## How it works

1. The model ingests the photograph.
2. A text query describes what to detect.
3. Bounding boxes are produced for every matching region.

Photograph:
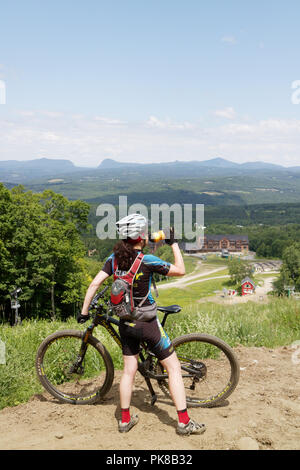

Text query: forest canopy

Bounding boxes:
[0,183,91,322]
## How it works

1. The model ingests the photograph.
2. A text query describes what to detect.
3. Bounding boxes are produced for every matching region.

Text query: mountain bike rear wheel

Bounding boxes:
[36,330,114,405]
[156,333,240,408]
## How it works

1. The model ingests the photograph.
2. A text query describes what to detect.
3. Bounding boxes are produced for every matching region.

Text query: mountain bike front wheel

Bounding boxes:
[36,330,114,405]
[156,333,240,408]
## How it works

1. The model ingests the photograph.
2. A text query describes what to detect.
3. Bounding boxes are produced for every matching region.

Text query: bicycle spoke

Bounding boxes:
[40,334,108,402]
[154,335,239,408]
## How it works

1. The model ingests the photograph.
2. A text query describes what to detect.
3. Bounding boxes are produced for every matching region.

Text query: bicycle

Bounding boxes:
[35,286,240,408]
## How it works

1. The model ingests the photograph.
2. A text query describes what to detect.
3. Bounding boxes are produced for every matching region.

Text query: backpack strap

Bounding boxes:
[113,252,144,280]
[127,252,144,281]
[127,253,144,311]
[113,253,161,313]
[113,256,117,278]
[113,253,144,311]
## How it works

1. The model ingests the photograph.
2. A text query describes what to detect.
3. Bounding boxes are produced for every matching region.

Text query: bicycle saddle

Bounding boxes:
[157,305,182,314]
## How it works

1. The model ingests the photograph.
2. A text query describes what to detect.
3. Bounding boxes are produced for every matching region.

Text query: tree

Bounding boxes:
[0,184,91,322]
[228,257,253,286]
[153,244,174,264]
[274,243,300,296]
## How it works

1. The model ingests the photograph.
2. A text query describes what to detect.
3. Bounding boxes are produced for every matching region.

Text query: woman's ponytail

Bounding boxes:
[113,240,137,271]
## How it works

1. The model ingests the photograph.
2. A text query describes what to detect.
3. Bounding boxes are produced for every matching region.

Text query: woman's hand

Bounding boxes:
[77,312,90,324]
[164,227,177,246]
[167,241,186,277]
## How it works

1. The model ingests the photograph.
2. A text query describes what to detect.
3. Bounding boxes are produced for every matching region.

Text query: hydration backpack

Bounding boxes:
[110,253,145,320]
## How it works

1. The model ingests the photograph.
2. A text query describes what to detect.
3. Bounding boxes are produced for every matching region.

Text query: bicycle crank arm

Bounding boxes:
[142,369,166,380]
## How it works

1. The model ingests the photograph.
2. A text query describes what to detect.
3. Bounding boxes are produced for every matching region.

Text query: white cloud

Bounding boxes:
[17,110,36,117]
[145,116,195,130]
[221,35,237,45]
[94,116,126,125]
[214,107,236,119]
[219,119,300,136]
[41,111,64,118]
[0,111,300,167]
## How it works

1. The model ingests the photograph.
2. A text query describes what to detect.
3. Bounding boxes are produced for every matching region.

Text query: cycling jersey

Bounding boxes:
[101,249,173,360]
[101,250,171,307]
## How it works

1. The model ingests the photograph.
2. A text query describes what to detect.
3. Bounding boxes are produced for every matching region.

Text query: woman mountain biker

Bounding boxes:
[78,213,206,436]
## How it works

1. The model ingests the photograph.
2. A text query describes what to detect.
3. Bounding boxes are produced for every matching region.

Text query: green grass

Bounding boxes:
[0,318,123,410]
[162,297,300,350]
[157,256,228,286]
[157,277,228,308]
[199,255,231,265]
[182,255,199,275]
[188,268,229,281]
[0,295,299,411]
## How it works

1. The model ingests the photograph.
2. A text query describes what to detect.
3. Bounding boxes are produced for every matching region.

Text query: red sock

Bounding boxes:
[177,408,190,425]
[121,408,131,423]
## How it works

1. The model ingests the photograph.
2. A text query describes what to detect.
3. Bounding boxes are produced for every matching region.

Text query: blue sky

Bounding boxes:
[0,0,300,167]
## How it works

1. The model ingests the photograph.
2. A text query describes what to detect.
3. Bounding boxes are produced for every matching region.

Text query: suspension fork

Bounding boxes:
[73,324,96,371]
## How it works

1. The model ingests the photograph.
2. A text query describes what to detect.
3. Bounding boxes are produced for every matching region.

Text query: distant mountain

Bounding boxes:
[1,156,299,175]
[195,157,240,168]
[1,156,300,206]
[288,165,300,172]
[98,157,299,172]
[1,156,300,188]
[98,158,138,168]
[98,157,241,169]
[0,157,75,171]
[98,158,123,168]
[0,158,80,184]
[240,161,284,170]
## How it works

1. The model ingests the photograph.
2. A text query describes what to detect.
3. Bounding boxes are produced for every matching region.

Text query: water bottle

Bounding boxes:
[149,230,166,243]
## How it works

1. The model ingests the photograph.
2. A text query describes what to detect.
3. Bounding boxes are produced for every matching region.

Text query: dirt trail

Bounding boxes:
[0,345,299,450]
[158,266,227,290]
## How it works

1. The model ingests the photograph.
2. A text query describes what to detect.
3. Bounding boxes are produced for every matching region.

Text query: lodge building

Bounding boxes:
[183,234,249,254]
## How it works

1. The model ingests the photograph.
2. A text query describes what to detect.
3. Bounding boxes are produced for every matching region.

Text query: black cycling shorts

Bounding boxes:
[118,316,174,361]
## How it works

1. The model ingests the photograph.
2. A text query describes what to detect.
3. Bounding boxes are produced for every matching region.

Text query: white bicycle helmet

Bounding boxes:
[116,213,148,240]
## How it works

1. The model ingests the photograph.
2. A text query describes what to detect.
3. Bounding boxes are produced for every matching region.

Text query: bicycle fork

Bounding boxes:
[69,325,94,375]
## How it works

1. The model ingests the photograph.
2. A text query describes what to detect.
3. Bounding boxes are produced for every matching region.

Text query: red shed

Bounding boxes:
[241,277,256,295]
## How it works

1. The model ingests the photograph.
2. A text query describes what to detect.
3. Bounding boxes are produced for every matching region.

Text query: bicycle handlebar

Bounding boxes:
[97,285,109,299]
[89,286,109,310]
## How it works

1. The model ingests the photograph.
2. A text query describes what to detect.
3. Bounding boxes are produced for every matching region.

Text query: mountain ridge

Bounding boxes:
[98,157,298,170]
[1,157,300,190]
[0,157,76,170]
[0,156,298,171]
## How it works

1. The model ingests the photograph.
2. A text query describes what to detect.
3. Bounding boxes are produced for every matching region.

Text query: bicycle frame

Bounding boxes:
[36,287,240,409]
[80,309,172,405]
[78,298,206,405]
